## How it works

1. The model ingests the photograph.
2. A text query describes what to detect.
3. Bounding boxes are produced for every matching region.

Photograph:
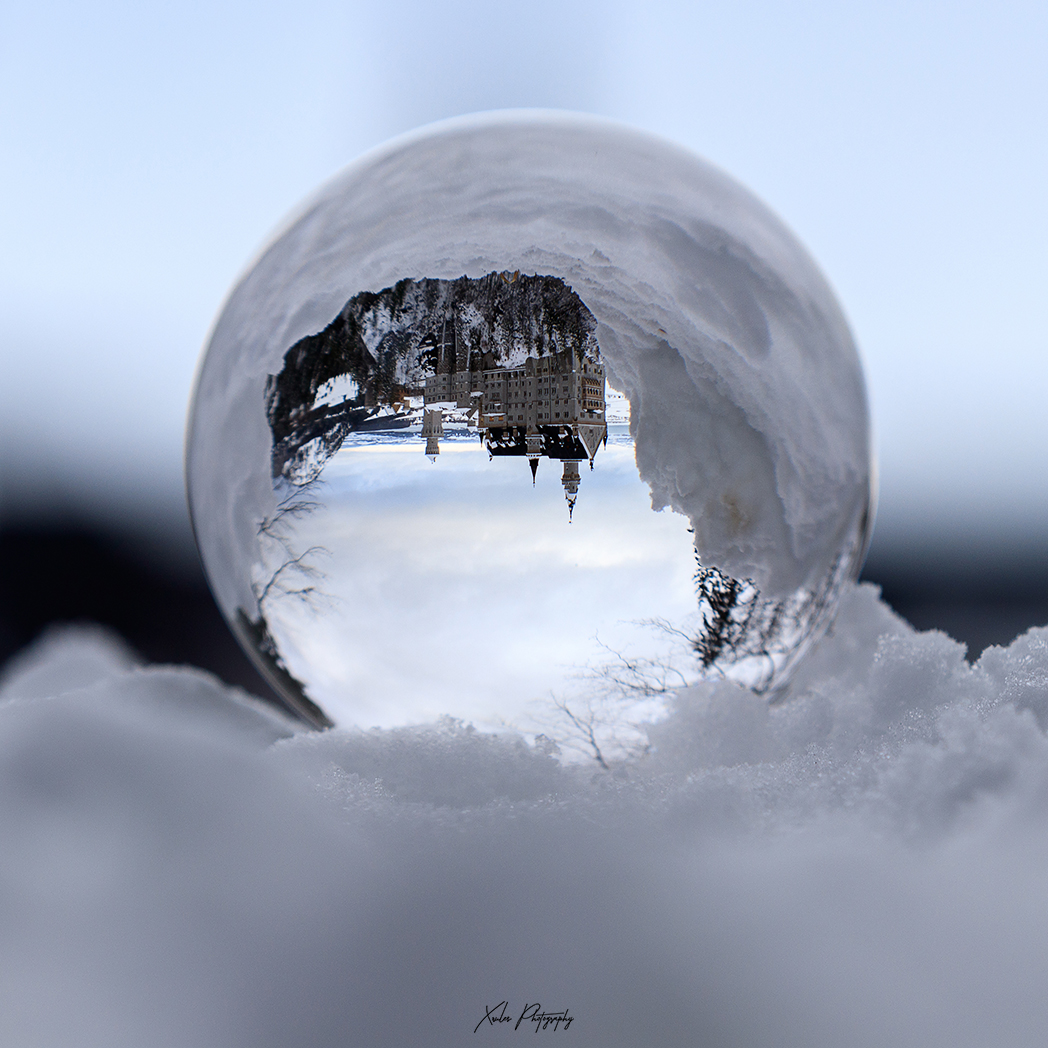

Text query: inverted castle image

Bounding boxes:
[422,347,606,516]
[265,271,608,514]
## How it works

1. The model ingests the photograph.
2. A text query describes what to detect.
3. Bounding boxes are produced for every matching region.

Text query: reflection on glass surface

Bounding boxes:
[251,272,703,737]
[265,272,608,500]
[186,113,873,748]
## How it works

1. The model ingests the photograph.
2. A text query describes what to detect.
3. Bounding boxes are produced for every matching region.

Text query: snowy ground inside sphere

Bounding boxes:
[2,584,1048,1047]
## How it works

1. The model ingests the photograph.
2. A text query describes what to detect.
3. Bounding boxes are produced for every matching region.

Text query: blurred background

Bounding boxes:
[1,0,1045,702]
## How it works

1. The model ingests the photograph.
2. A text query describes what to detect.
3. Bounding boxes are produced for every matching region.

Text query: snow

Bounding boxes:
[311,374,359,410]
[3,587,1048,1046]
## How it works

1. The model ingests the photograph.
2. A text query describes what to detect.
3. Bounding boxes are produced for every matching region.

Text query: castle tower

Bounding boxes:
[422,408,443,461]
[561,460,581,521]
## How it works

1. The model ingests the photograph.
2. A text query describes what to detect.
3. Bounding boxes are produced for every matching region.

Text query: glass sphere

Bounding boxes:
[187,112,872,737]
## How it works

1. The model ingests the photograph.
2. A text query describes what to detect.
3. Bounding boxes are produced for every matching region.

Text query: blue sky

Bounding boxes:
[1,0,1045,543]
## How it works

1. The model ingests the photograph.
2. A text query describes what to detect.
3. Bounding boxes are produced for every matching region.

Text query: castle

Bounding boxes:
[422,347,608,519]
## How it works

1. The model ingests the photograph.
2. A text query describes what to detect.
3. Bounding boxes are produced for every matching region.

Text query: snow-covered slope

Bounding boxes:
[3,585,1048,1047]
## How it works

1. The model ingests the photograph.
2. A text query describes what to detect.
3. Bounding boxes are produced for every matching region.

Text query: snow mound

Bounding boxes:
[2,588,1048,1047]
[0,623,139,700]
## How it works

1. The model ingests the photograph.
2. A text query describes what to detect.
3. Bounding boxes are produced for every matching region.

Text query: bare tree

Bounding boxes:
[549,697,611,770]
[253,480,332,616]
[536,538,861,764]
[540,683,657,770]
[533,631,686,769]
[236,480,335,730]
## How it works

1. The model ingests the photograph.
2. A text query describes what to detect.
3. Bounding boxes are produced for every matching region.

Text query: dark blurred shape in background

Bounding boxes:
[862,537,1048,658]
[0,516,281,704]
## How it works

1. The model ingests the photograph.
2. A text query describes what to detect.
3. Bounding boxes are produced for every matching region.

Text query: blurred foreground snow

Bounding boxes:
[2,584,1048,1047]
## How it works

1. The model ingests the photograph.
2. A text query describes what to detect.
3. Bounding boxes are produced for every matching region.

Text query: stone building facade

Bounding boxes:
[422,347,608,516]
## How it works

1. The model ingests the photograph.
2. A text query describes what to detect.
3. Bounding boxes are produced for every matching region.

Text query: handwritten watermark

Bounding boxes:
[475,1002,574,1033]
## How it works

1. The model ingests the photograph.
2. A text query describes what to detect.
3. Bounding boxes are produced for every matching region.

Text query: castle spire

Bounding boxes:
[526,428,542,485]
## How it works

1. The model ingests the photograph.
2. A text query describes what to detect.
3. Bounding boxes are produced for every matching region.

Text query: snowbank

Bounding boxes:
[2,589,1048,1047]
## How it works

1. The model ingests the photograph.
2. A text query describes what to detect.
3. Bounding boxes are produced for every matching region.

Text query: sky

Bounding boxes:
[1,0,1046,547]
[261,437,699,729]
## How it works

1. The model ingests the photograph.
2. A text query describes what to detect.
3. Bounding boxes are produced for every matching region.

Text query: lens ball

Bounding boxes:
[187,112,873,736]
